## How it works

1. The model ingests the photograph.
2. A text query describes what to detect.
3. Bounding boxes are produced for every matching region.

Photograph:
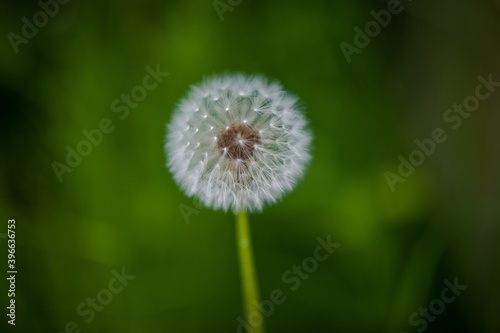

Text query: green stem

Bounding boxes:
[236,211,265,333]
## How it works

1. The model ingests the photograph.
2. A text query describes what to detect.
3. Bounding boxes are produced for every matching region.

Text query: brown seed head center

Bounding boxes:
[217,123,261,160]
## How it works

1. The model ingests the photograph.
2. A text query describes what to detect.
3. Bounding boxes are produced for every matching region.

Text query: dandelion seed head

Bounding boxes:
[165,73,312,212]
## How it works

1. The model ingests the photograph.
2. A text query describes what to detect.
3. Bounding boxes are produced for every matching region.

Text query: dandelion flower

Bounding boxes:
[165,74,312,213]
[165,73,312,332]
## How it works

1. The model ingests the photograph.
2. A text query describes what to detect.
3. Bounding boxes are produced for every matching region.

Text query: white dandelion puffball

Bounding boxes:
[165,74,312,212]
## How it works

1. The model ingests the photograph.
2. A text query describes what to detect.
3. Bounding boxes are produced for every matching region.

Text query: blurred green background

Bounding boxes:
[1,0,499,332]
